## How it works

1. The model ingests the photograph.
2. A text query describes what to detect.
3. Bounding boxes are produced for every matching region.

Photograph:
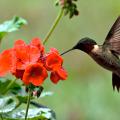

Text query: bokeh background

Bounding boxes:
[0,0,120,120]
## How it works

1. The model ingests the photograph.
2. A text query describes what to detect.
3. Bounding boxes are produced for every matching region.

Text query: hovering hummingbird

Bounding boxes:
[61,16,120,91]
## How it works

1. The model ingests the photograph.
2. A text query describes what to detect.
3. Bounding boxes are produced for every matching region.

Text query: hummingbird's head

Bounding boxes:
[73,37,97,53]
[61,37,97,56]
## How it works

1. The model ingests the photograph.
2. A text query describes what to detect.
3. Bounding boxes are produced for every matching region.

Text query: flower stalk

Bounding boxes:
[25,86,43,120]
[43,8,64,45]
[25,87,32,120]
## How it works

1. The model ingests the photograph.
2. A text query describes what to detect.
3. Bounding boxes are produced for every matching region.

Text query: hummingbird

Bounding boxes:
[61,16,120,91]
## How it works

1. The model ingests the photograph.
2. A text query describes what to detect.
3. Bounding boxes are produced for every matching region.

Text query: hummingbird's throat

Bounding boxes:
[92,45,99,52]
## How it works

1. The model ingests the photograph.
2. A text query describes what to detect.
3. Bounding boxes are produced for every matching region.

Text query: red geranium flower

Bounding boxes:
[50,68,67,84]
[0,38,67,86]
[45,48,63,71]
[14,39,41,70]
[22,63,48,86]
[45,48,67,84]
[30,38,45,55]
[0,49,16,77]
[13,69,24,79]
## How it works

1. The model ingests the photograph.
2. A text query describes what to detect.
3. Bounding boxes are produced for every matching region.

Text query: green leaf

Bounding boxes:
[16,94,34,104]
[0,96,16,114]
[16,88,33,103]
[4,107,56,120]
[16,95,28,103]
[16,91,53,104]
[0,16,27,40]
[0,78,22,95]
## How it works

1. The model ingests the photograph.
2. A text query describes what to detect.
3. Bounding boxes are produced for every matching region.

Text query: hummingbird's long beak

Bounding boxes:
[60,48,74,56]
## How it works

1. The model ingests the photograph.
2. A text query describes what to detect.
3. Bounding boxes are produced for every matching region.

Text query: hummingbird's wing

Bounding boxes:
[103,16,120,55]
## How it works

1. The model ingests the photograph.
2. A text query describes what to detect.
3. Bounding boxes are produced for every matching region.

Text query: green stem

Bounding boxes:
[43,8,64,45]
[25,88,32,120]
[2,78,17,94]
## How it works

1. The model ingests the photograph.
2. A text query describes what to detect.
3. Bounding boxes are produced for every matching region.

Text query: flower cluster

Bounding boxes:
[56,0,79,18]
[0,38,67,86]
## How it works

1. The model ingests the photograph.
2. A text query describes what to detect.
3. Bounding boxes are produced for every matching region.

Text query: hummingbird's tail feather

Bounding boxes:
[60,48,74,56]
[112,73,120,92]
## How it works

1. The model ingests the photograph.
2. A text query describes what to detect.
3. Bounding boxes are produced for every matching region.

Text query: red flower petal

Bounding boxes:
[49,48,59,54]
[14,40,40,70]
[22,63,48,86]
[14,40,26,47]
[57,68,68,80]
[13,69,24,79]
[28,45,40,63]
[0,49,16,76]
[30,38,45,55]
[15,46,29,69]
[50,71,60,84]
[45,48,63,71]
[50,68,67,84]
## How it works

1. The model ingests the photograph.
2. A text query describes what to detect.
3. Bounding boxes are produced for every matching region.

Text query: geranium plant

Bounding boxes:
[0,0,79,120]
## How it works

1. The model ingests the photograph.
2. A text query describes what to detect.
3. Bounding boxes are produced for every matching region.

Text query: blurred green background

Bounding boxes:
[0,0,120,120]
